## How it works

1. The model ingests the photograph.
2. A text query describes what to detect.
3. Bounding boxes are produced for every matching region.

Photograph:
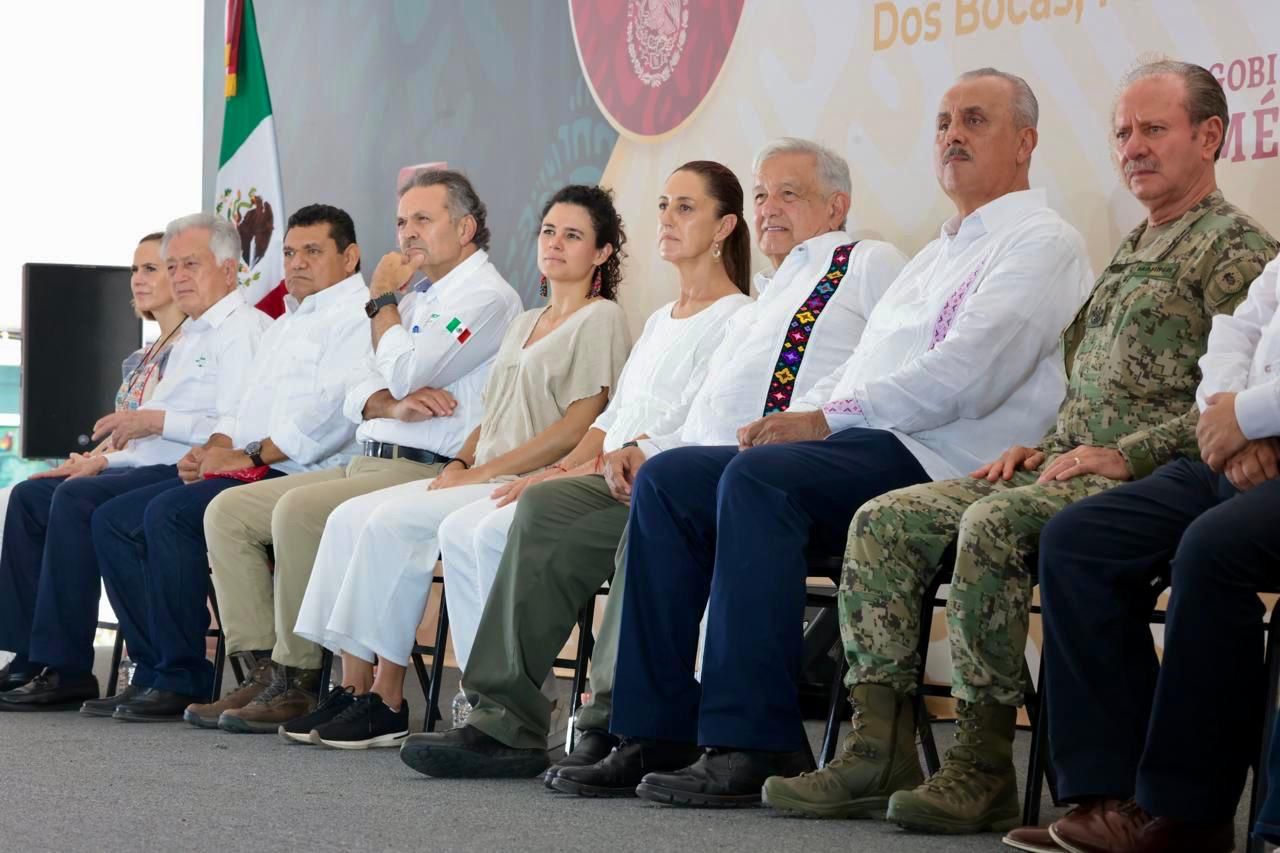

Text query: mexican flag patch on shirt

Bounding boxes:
[445,317,472,344]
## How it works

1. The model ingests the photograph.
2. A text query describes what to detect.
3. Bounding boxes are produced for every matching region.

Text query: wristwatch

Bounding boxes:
[364,291,398,318]
[244,440,266,467]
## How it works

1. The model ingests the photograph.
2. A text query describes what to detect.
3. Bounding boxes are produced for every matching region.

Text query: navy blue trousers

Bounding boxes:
[609,428,929,752]
[0,465,178,675]
[1040,458,1280,822]
[92,472,283,697]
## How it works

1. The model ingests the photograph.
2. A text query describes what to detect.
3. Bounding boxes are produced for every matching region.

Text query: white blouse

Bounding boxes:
[592,292,753,450]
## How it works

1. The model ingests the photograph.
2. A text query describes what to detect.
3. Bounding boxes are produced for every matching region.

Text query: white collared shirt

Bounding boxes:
[106,289,271,468]
[1199,256,1280,438]
[342,249,523,455]
[799,189,1094,480]
[639,232,908,456]
[219,273,372,474]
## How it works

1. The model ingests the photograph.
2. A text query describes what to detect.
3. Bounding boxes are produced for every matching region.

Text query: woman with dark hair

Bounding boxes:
[415,159,755,745]
[290,185,631,749]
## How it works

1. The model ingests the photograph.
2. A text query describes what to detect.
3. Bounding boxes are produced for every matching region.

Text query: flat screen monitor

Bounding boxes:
[21,262,141,459]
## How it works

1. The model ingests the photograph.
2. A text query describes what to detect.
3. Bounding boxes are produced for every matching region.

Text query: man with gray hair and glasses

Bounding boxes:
[400,138,908,780]
[190,169,521,737]
[571,66,1095,808]
[761,60,1276,842]
[0,212,270,711]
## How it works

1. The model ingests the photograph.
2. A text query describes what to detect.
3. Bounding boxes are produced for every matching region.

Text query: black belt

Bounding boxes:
[362,441,450,465]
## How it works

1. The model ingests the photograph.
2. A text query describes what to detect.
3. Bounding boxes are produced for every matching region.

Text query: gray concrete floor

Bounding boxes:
[0,653,1261,853]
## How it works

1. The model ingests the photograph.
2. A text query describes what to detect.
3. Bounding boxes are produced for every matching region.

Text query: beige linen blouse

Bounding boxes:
[474,299,631,470]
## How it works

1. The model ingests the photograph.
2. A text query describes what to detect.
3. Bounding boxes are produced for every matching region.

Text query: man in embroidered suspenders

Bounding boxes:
[397,138,908,778]
[760,61,1277,840]
[550,67,1095,808]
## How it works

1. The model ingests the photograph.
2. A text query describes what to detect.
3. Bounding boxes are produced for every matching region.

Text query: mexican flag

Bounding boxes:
[215,0,286,315]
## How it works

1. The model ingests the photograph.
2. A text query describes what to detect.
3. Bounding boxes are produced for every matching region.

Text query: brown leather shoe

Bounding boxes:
[1002,825,1063,852]
[217,663,319,734]
[183,653,272,728]
[1050,798,1234,853]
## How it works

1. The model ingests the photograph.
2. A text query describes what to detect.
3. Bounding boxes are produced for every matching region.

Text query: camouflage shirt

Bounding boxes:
[1038,190,1278,477]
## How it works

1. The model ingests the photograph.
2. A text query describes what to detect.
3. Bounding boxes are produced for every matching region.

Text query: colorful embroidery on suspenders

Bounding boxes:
[928,253,991,349]
[763,242,857,415]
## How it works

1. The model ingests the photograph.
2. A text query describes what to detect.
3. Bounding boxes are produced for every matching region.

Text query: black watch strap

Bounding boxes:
[365,291,398,318]
[622,440,639,449]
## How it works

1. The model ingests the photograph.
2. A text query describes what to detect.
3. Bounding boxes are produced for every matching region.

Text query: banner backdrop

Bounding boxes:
[205,0,1280,694]
[592,0,1280,339]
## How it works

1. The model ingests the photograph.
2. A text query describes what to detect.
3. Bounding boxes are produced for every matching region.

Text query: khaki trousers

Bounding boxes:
[205,455,445,668]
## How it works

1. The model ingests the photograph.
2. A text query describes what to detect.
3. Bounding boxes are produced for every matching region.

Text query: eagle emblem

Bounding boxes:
[627,0,688,88]
[215,187,274,287]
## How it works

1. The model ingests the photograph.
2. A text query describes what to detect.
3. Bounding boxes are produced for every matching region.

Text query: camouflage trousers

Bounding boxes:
[839,468,1116,706]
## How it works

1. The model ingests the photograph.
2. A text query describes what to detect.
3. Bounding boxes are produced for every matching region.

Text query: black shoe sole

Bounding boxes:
[399,742,550,779]
[81,703,127,718]
[112,710,186,723]
[635,781,761,808]
[0,698,94,712]
[543,767,559,789]
[549,774,639,798]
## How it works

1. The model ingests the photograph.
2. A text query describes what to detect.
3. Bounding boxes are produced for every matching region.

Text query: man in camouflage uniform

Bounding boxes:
[761,60,1279,837]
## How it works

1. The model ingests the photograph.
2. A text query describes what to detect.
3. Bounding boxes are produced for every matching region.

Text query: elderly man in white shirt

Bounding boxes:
[0,213,268,712]
[66,205,369,723]
[571,68,1092,807]
[188,170,520,733]
[398,139,908,780]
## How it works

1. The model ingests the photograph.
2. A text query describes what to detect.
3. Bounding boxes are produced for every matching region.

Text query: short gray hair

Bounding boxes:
[958,68,1039,129]
[397,168,491,251]
[161,212,241,265]
[751,138,853,198]
[1121,59,1229,160]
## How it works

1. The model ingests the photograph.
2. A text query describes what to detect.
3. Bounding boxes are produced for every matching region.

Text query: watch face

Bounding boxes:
[245,441,262,456]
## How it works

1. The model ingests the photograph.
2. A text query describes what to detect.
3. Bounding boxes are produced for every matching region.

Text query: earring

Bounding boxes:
[589,267,603,298]
[712,242,722,260]
[538,274,548,298]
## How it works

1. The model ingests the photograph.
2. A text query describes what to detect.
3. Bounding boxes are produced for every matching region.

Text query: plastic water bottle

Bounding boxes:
[450,689,472,729]
[117,655,136,689]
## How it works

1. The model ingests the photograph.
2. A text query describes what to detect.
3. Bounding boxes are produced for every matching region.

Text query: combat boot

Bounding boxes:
[761,683,924,819]
[886,700,1020,834]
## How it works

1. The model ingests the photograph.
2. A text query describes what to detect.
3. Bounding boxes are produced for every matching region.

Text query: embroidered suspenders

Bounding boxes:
[762,242,858,415]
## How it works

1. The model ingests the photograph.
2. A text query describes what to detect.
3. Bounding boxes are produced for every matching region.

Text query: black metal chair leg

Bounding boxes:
[207,585,229,701]
[1023,655,1050,826]
[565,604,596,753]
[1248,607,1280,853]
[105,626,124,697]
[819,656,849,768]
[916,693,941,775]
[316,649,333,699]
[425,593,449,732]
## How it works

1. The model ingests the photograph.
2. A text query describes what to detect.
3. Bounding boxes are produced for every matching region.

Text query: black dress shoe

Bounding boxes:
[544,729,619,788]
[81,684,145,718]
[636,747,816,808]
[0,660,38,692]
[0,667,98,711]
[112,688,200,722]
[399,725,550,778]
[551,737,702,798]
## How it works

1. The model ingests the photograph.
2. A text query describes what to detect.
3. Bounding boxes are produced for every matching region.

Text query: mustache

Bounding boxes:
[941,145,971,163]
[401,239,426,253]
[1124,157,1159,176]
